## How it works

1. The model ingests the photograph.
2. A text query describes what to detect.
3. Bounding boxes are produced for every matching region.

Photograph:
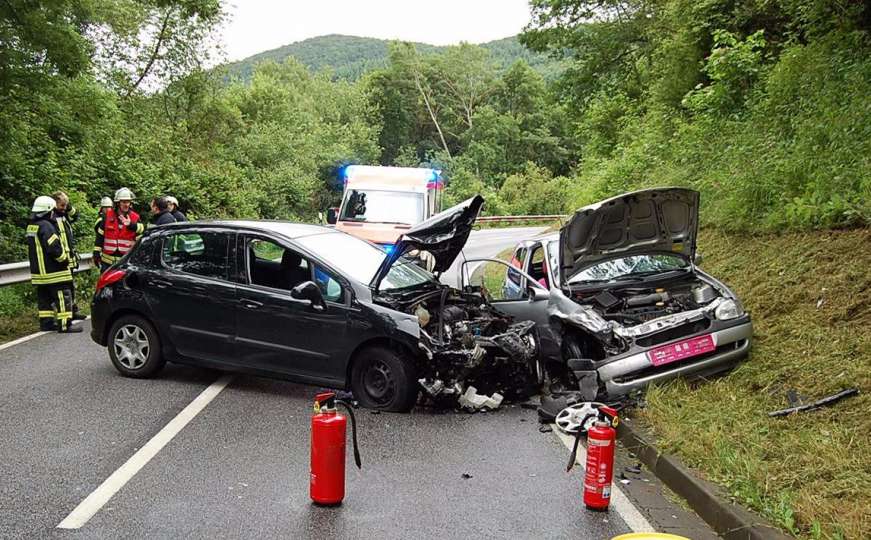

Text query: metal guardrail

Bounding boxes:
[0,253,95,287]
[476,214,567,223]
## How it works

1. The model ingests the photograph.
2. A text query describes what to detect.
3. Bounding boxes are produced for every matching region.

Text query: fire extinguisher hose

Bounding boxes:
[566,413,597,472]
[336,399,362,469]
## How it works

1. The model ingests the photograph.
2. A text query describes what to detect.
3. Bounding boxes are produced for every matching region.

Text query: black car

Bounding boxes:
[91,196,538,411]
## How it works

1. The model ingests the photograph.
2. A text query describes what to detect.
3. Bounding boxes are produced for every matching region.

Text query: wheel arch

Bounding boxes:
[344,336,421,389]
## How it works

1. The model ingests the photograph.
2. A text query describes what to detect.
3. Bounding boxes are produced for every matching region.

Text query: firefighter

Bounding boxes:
[51,191,86,321]
[94,187,144,272]
[166,195,187,222]
[26,196,81,333]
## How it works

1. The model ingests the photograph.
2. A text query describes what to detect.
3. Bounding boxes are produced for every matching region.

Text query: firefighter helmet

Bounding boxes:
[166,195,178,206]
[100,196,113,208]
[114,187,135,202]
[31,196,56,215]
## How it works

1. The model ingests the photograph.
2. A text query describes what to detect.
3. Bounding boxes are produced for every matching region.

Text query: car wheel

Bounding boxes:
[351,346,418,412]
[108,315,165,378]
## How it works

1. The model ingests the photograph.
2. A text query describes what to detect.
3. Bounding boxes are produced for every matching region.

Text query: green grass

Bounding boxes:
[641,227,871,539]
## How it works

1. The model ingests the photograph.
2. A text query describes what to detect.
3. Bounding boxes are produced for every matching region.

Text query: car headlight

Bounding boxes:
[715,298,744,320]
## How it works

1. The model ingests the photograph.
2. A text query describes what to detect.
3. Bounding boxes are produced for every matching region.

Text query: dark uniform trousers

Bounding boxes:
[37,284,74,331]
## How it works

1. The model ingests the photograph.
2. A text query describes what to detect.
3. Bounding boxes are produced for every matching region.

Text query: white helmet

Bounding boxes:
[32,196,56,215]
[100,196,113,208]
[114,187,135,202]
[166,195,178,206]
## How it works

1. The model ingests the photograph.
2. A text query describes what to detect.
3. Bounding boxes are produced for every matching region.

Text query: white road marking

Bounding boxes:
[0,316,89,352]
[553,428,655,533]
[56,374,234,529]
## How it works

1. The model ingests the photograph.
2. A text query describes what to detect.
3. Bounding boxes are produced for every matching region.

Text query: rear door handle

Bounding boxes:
[148,279,172,289]
[240,299,263,309]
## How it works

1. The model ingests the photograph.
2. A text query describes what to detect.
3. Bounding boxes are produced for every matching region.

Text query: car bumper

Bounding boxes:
[595,319,753,398]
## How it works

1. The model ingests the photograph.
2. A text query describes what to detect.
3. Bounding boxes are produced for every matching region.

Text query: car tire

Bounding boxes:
[108,315,165,379]
[350,346,418,412]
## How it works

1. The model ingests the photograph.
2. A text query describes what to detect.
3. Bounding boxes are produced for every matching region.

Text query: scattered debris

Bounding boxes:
[461,473,473,479]
[538,425,553,433]
[625,464,642,475]
[537,393,583,423]
[554,402,608,434]
[620,479,631,485]
[769,388,859,417]
[457,386,504,411]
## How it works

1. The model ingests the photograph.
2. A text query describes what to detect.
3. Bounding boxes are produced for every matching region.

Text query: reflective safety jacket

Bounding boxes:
[55,206,78,271]
[95,208,144,265]
[26,215,72,285]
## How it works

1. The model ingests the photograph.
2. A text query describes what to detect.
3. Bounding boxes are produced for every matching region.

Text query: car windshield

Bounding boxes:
[295,232,434,290]
[339,189,424,225]
[568,253,689,284]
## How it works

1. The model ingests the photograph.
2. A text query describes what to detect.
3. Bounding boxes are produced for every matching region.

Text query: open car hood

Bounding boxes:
[560,188,699,283]
[371,195,484,291]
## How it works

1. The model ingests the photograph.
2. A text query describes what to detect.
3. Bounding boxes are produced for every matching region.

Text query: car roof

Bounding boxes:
[153,220,336,240]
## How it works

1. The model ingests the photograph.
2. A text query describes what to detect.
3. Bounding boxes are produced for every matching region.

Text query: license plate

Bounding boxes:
[647,334,716,367]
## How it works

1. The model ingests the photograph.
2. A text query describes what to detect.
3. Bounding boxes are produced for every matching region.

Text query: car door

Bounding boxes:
[233,234,350,383]
[460,257,561,361]
[145,228,237,363]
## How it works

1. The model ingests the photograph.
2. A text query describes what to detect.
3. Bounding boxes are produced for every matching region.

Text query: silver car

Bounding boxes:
[459,188,752,400]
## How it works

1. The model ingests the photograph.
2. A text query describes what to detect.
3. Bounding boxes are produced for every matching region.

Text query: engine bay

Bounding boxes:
[376,285,538,407]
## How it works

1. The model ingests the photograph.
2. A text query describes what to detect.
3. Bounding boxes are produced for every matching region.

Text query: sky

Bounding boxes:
[219,0,533,62]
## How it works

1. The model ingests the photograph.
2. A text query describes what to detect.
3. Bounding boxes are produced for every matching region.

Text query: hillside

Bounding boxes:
[222,34,563,81]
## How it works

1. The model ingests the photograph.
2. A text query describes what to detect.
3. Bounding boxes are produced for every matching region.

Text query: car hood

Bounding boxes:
[371,195,484,291]
[560,188,699,283]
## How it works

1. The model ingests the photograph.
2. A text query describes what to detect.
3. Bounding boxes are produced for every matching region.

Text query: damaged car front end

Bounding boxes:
[460,188,752,403]
[363,195,539,410]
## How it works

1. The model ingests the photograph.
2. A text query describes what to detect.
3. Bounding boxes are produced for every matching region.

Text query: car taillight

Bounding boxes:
[96,269,126,292]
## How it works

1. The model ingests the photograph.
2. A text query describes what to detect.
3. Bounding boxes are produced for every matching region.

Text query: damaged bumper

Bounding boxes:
[589,319,752,398]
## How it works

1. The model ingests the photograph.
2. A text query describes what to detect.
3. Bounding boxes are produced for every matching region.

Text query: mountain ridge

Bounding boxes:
[222,33,562,81]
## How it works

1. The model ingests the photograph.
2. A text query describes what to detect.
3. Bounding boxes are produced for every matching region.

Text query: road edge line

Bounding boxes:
[552,429,655,533]
[56,374,234,529]
[0,316,90,353]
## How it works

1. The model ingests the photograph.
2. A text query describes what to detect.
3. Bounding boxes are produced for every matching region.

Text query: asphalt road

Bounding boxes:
[0,226,642,539]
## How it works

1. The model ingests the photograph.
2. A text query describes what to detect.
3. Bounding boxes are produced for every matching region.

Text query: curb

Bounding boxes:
[617,418,792,540]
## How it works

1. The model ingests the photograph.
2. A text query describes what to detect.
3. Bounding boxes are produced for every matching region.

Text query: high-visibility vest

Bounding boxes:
[102,208,143,258]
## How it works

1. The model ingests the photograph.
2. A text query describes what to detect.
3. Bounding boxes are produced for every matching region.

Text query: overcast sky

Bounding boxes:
[220,0,533,62]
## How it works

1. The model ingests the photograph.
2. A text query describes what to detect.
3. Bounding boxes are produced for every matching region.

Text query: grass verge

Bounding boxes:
[641,227,871,539]
[0,271,97,343]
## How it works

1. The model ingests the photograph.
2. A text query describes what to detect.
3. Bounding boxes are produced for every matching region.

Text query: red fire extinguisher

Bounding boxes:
[566,405,619,511]
[310,391,361,505]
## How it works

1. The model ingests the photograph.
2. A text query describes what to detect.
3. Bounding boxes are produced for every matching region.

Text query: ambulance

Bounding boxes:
[327,165,444,251]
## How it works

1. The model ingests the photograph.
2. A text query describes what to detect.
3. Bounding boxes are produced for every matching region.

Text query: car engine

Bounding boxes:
[550,276,731,357]
[378,285,539,406]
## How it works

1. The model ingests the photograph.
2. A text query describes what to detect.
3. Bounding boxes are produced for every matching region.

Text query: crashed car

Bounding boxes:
[459,188,752,401]
[90,195,538,412]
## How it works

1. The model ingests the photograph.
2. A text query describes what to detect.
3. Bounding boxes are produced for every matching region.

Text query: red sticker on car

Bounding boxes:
[647,335,716,367]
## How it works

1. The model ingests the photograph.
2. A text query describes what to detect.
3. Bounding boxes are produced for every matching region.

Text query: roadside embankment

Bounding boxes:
[641,227,870,539]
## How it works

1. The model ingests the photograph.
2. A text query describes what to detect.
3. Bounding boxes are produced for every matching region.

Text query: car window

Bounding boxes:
[161,232,228,280]
[313,265,344,303]
[246,238,311,292]
[528,244,548,287]
[507,247,527,286]
[546,240,560,287]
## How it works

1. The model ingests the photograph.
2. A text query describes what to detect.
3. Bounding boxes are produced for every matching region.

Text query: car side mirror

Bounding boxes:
[326,208,338,225]
[291,281,326,311]
[528,286,550,302]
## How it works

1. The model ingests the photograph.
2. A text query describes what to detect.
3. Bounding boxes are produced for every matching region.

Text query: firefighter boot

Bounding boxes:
[39,318,57,331]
